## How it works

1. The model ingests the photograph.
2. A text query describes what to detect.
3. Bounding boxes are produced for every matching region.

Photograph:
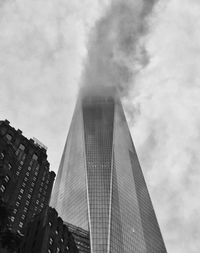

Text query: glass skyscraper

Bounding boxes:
[51,86,167,253]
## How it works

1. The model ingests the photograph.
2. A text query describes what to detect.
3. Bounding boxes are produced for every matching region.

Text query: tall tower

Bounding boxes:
[51,86,167,253]
[0,120,55,232]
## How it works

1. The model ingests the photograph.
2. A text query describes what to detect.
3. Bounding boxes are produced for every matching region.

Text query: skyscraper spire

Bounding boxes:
[51,87,167,252]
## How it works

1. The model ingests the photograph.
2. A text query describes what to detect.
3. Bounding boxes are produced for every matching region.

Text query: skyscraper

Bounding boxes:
[51,87,167,253]
[18,207,79,253]
[0,120,55,232]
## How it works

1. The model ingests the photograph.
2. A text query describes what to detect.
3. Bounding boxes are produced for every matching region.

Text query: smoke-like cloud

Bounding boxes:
[128,1,200,252]
[0,0,199,252]
[81,1,200,252]
[82,0,158,96]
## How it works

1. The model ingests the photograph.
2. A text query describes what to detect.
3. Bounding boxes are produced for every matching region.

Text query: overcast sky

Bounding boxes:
[0,0,200,252]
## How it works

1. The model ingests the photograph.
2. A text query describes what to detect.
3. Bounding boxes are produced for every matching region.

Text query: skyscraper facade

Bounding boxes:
[18,207,79,253]
[0,120,55,232]
[51,87,167,253]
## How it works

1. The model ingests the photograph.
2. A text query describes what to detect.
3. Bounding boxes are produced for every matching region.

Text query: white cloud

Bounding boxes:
[0,0,104,171]
[128,1,200,252]
[0,0,199,252]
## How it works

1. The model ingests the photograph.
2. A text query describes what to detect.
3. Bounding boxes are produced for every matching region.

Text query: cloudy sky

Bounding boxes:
[0,0,200,252]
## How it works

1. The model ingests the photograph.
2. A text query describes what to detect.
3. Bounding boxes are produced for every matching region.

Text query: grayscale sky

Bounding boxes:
[0,0,199,252]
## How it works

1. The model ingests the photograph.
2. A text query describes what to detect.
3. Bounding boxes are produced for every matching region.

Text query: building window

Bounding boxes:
[26,172,29,176]
[49,238,53,245]
[24,177,28,182]
[13,208,17,214]
[4,176,9,183]
[22,154,26,161]
[19,144,25,151]
[32,154,38,160]
[20,189,24,194]
[27,194,31,199]
[16,201,20,207]
[0,152,4,160]
[19,222,23,228]
[10,216,15,222]
[28,166,31,171]
[48,221,52,227]
[56,248,60,253]
[0,185,5,192]
[8,163,12,170]
[21,214,25,220]
[6,134,12,141]
[48,250,51,253]
[16,144,25,156]
[18,195,22,200]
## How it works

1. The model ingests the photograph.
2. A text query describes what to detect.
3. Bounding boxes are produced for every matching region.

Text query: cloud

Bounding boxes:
[82,0,158,95]
[0,0,104,171]
[128,0,200,252]
[0,0,199,252]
